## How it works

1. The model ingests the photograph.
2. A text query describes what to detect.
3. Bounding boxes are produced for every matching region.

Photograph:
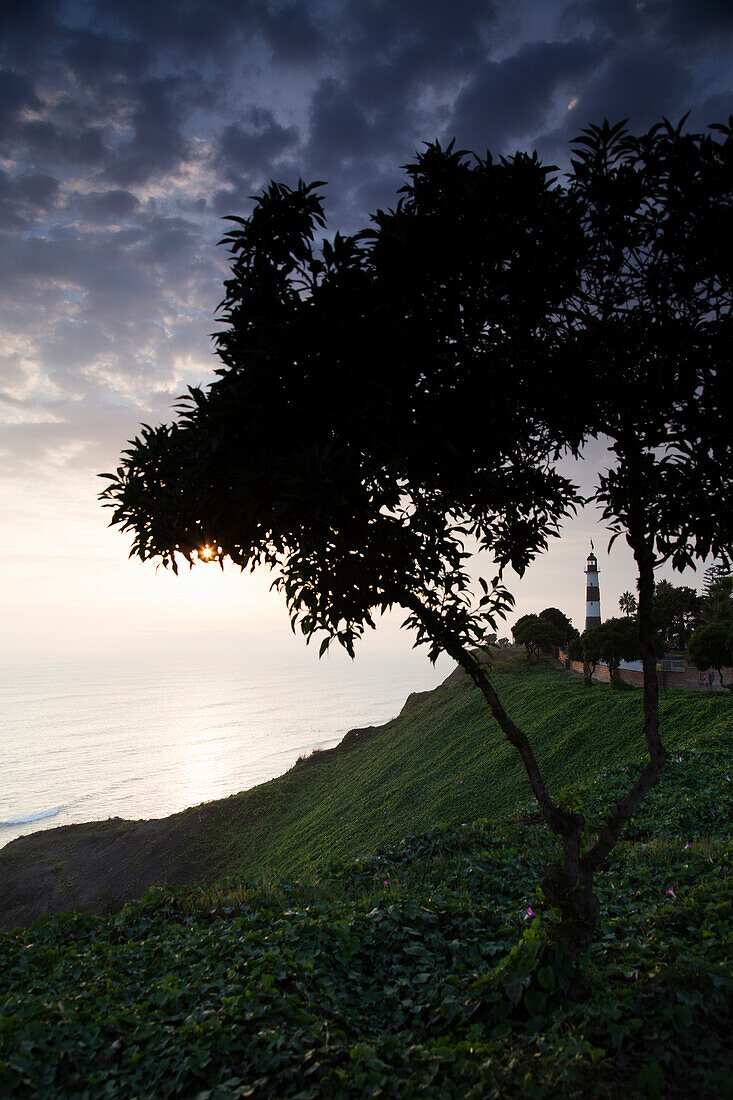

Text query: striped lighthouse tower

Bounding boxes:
[585,541,601,631]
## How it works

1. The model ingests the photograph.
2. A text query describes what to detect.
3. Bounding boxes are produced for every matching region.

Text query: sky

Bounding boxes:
[2,0,732,663]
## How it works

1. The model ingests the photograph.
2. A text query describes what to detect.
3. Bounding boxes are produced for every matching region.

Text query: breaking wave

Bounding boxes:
[0,806,61,827]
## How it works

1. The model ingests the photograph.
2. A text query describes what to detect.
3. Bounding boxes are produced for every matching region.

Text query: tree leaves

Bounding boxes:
[98,117,733,958]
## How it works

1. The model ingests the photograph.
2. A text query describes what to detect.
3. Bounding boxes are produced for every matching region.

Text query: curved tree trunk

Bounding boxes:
[581,540,667,875]
[396,541,670,961]
[397,590,600,958]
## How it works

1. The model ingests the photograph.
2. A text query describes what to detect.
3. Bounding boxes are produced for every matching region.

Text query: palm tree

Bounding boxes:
[619,591,638,617]
[698,576,733,627]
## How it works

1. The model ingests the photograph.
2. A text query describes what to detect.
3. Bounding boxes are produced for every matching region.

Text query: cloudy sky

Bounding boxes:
[2,0,732,661]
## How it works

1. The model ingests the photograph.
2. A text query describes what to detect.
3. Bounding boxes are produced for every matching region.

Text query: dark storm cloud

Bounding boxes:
[531,43,697,167]
[572,46,694,131]
[12,120,107,169]
[346,0,496,73]
[567,0,733,48]
[71,189,140,223]
[450,38,601,152]
[93,0,323,66]
[62,30,150,84]
[305,0,499,165]
[295,2,503,225]
[218,110,299,173]
[0,170,59,231]
[1,0,731,479]
[1,0,61,61]
[654,0,733,45]
[0,68,40,124]
[104,76,197,187]
[0,69,44,160]
[213,108,301,214]
[257,2,324,64]
[308,79,375,162]
[692,91,733,127]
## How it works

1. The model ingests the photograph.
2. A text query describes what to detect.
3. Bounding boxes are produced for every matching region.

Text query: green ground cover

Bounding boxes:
[0,668,731,1096]
[185,665,733,883]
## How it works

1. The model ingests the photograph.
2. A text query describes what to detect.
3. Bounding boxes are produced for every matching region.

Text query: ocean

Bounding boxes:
[0,638,451,849]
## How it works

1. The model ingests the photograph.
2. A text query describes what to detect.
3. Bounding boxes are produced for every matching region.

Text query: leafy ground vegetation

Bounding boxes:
[3,661,731,928]
[0,668,731,1097]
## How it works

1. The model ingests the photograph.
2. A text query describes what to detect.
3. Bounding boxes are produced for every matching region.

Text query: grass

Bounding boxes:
[182,662,733,884]
[0,663,731,1096]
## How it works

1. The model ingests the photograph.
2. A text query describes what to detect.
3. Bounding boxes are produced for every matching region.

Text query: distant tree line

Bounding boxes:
[510,563,733,688]
[566,563,733,686]
[567,618,641,688]
[512,607,578,664]
[675,564,732,685]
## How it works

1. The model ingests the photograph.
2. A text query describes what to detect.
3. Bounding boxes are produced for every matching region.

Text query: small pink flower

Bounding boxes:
[525,907,536,919]
[685,842,692,850]
[383,880,390,887]
[665,888,676,898]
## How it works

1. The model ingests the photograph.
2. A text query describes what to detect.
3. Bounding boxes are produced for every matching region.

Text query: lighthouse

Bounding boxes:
[585,541,601,631]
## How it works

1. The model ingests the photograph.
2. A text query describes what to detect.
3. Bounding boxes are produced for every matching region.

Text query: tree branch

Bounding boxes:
[582,535,667,873]
[396,589,573,836]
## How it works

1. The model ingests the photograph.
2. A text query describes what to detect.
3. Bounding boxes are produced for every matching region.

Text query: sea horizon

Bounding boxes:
[1,637,452,849]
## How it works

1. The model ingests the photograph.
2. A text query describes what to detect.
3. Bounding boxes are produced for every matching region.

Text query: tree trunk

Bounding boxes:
[539,811,599,957]
[397,590,601,957]
[581,541,667,874]
[541,870,600,957]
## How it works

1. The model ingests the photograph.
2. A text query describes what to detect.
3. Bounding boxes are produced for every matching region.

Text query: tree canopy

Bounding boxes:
[581,617,641,686]
[513,608,576,663]
[538,607,577,643]
[702,562,732,599]
[512,614,558,664]
[688,622,732,687]
[652,580,699,649]
[698,574,733,627]
[618,591,637,618]
[105,150,582,663]
[102,117,733,958]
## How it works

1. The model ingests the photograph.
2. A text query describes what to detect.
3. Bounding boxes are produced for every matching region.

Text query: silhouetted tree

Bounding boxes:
[582,617,641,687]
[512,614,558,664]
[702,562,732,598]
[652,580,699,648]
[539,607,577,644]
[579,627,602,683]
[619,591,637,617]
[102,117,733,960]
[697,575,733,627]
[688,623,732,687]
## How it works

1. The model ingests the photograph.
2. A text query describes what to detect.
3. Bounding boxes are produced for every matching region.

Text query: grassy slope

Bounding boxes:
[190,664,732,882]
[0,706,730,1097]
[2,663,731,934]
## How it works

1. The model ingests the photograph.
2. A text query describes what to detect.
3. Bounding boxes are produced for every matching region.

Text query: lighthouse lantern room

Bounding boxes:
[585,542,601,631]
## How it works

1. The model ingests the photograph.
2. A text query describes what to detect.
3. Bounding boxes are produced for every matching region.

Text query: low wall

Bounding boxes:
[560,652,731,691]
